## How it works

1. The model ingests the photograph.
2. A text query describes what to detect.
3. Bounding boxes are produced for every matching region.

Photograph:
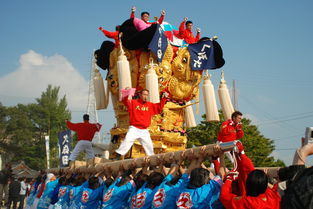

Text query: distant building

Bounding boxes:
[11,161,39,178]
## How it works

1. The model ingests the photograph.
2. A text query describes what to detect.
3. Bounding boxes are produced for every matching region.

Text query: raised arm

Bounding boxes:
[158,10,166,24]
[292,140,313,165]
[235,141,255,195]
[66,120,79,131]
[195,28,201,42]
[99,27,118,39]
[179,18,187,37]
[151,93,168,115]
[220,173,239,208]
[130,6,136,18]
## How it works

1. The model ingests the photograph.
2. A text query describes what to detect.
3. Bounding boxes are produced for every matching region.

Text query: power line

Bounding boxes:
[271,133,303,141]
[260,111,313,121]
[240,94,301,132]
[257,114,313,125]
[275,148,297,151]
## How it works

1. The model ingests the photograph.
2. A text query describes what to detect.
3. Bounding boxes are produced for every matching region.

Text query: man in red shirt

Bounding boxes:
[178,17,200,44]
[218,111,244,143]
[66,114,102,161]
[114,89,167,159]
[213,111,244,173]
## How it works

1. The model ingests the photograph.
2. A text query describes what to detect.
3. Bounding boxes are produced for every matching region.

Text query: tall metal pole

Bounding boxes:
[232,80,238,110]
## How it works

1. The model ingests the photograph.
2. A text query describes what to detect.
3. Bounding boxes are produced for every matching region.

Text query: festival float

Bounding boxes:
[93,11,229,160]
[47,9,284,179]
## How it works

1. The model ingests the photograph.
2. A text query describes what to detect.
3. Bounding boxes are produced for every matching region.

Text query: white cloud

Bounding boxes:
[0,50,88,110]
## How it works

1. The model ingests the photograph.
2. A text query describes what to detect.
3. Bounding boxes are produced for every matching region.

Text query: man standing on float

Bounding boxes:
[218,111,244,143]
[115,88,167,159]
[213,111,244,173]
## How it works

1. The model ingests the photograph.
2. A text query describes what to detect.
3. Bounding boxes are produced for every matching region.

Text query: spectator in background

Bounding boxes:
[0,163,12,207]
[7,177,20,209]
[18,177,27,209]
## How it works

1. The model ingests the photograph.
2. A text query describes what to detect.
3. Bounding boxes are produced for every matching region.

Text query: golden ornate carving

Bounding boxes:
[107,44,202,158]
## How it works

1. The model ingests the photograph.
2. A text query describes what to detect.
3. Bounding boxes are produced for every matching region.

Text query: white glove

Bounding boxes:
[162,92,169,98]
[161,10,166,16]
[184,17,188,22]
[196,28,201,33]
[131,6,136,12]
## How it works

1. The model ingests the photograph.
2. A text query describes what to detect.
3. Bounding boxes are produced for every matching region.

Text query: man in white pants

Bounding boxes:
[66,114,102,162]
[115,88,167,159]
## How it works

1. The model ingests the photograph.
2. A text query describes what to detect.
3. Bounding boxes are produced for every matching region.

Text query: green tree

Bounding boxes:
[32,85,71,168]
[1,103,45,169]
[0,85,71,170]
[187,113,285,167]
[0,103,11,155]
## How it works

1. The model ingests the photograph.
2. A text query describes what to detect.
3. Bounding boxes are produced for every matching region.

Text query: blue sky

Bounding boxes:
[0,0,313,165]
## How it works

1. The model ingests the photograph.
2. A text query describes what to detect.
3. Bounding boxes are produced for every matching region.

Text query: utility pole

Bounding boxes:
[86,51,101,143]
[232,80,238,110]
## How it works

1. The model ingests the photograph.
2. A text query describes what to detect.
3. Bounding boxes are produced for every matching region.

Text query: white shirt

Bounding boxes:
[19,181,27,195]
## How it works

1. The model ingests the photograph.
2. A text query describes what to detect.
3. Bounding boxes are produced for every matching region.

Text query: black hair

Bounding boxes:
[88,176,99,189]
[278,165,305,182]
[59,176,67,185]
[117,176,132,187]
[231,111,242,120]
[189,168,210,188]
[83,114,89,121]
[280,166,313,209]
[35,176,42,183]
[185,20,193,26]
[66,177,75,186]
[117,169,133,186]
[141,12,150,17]
[147,172,164,189]
[166,173,182,186]
[42,175,47,182]
[105,177,114,188]
[134,171,148,191]
[246,170,268,197]
[75,176,86,186]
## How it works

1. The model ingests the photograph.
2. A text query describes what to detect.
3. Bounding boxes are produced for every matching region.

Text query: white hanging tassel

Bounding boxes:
[103,78,110,109]
[185,101,197,128]
[145,58,160,103]
[218,70,234,120]
[117,39,132,100]
[202,71,219,122]
[93,69,106,110]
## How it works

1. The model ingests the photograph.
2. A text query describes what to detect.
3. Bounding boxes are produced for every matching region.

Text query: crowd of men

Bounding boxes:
[0,140,311,209]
